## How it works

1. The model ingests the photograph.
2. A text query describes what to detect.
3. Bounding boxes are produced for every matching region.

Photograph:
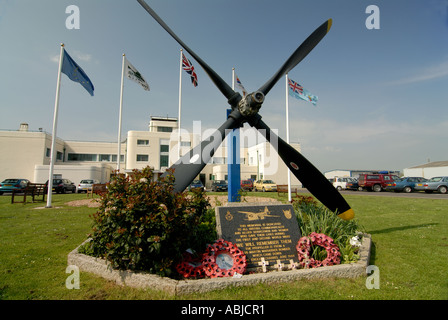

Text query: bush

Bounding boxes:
[82,167,215,277]
[292,196,365,264]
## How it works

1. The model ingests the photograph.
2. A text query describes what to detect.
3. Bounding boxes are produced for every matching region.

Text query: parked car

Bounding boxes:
[414,176,448,194]
[77,179,100,193]
[188,180,205,191]
[0,178,30,195]
[346,178,362,191]
[253,179,277,192]
[358,174,401,192]
[385,177,428,193]
[332,177,352,191]
[45,179,76,194]
[240,180,253,191]
[211,180,228,192]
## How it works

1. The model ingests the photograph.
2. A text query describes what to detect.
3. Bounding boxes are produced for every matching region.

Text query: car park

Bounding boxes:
[77,179,100,193]
[240,180,253,191]
[0,178,30,195]
[385,177,427,193]
[45,179,76,194]
[211,180,228,192]
[253,179,277,192]
[188,180,205,191]
[414,176,448,194]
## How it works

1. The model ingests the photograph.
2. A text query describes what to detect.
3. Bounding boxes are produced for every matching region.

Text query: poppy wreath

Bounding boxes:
[175,251,206,279]
[202,239,247,278]
[296,232,341,268]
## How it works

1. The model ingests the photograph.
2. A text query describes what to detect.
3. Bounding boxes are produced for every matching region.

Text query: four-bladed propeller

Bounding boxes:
[137,0,354,220]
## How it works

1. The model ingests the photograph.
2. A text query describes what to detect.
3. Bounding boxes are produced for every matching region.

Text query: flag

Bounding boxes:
[234,72,247,97]
[124,57,150,91]
[61,49,94,96]
[182,52,198,87]
[288,78,318,106]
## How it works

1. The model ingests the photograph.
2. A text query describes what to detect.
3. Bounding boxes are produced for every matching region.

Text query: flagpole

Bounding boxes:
[46,43,65,208]
[117,53,126,172]
[286,74,292,202]
[178,49,183,160]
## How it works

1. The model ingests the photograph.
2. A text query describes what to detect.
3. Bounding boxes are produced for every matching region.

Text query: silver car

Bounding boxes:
[414,176,448,194]
[77,179,100,193]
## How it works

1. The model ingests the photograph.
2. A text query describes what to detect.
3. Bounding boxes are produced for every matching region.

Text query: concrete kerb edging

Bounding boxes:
[67,234,372,296]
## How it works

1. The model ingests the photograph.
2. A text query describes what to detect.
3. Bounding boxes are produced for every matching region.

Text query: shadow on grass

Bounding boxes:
[368,223,438,235]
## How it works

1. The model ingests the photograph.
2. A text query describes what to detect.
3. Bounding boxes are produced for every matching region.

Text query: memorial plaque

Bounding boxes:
[215,204,302,269]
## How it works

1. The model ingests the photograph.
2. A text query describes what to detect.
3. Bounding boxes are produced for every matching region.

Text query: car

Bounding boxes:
[211,180,228,192]
[346,178,362,191]
[253,179,277,192]
[414,176,448,194]
[77,179,100,193]
[240,180,253,191]
[0,178,30,195]
[45,179,76,194]
[188,180,205,191]
[385,177,428,193]
[358,174,401,192]
[332,177,352,191]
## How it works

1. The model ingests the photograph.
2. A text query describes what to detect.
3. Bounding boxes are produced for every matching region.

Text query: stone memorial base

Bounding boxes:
[67,234,372,296]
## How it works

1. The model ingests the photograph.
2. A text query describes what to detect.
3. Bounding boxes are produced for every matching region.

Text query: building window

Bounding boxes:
[180,141,191,147]
[137,139,149,145]
[112,155,125,162]
[157,126,173,133]
[160,155,169,167]
[46,148,51,157]
[56,151,63,161]
[67,153,97,161]
[160,145,169,153]
[137,154,149,162]
[99,154,111,162]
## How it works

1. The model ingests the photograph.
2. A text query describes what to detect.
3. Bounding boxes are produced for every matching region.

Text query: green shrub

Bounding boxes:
[82,166,215,277]
[292,197,365,264]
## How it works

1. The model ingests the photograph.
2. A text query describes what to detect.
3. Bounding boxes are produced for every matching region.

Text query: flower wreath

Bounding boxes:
[202,239,247,278]
[175,250,206,279]
[296,232,341,268]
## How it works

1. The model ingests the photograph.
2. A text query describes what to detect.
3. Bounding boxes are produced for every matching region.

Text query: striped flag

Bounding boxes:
[288,78,318,106]
[234,72,247,97]
[182,52,198,87]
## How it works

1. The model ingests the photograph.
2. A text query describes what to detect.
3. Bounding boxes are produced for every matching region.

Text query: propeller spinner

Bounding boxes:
[136,0,354,220]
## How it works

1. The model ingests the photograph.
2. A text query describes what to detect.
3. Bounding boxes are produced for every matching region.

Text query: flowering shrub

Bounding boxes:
[296,232,341,268]
[83,166,215,277]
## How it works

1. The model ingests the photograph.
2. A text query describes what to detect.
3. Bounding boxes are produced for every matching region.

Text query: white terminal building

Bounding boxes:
[0,118,301,190]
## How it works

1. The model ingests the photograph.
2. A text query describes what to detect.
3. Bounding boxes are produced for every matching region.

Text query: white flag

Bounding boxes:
[124,58,150,91]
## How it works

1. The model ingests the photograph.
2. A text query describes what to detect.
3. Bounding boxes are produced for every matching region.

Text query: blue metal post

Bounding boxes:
[227,109,240,202]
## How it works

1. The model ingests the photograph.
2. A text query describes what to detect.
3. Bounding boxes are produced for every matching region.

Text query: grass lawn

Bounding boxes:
[0,191,447,300]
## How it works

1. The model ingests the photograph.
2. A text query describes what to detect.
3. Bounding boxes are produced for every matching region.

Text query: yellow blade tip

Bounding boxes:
[327,19,333,33]
[338,208,354,220]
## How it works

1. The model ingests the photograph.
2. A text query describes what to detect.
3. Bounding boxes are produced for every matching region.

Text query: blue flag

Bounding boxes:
[288,78,317,106]
[61,49,94,96]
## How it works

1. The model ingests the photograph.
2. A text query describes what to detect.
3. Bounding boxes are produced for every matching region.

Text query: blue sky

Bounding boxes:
[1,0,447,173]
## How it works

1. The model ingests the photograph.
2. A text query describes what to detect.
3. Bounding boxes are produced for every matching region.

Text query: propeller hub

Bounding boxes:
[238,91,265,117]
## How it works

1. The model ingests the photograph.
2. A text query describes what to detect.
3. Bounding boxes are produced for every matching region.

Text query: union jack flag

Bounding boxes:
[288,78,318,106]
[182,53,198,87]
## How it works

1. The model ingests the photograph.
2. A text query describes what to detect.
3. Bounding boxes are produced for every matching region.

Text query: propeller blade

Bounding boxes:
[161,110,244,192]
[251,117,354,220]
[137,0,241,107]
[258,19,332,96]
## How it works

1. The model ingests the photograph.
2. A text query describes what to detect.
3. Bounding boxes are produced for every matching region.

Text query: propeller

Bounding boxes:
[137,0,354,220]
